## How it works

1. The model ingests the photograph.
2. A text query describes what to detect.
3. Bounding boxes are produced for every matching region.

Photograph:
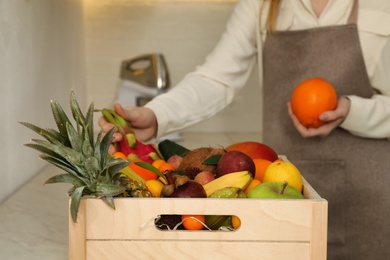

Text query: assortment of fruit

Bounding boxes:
[20,91,306,230]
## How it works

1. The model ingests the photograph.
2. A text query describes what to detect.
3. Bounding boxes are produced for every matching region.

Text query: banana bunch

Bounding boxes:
[203,171,253,197]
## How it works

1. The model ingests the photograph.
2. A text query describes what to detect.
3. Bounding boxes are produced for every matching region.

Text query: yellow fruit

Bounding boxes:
[145,179,165,197]
[203,171,253,197]
[262,161,303,192]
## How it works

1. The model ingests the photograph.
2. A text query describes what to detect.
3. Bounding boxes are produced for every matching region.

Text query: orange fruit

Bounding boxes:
[291,78,338,128]
[152,159,166,170]
[181,215,206,230]
[262,161,303,192]
[231,215,241,230]
[253,158,272,182]
[244,179,262,194]
[112,151,128,160]
[158,162,176,173]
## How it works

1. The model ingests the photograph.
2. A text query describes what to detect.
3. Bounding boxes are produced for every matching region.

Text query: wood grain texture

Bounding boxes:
[86,241,310,260]
[69,175,327,260]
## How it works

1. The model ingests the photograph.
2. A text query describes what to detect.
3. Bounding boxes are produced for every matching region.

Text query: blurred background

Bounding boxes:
[0,0,262,205]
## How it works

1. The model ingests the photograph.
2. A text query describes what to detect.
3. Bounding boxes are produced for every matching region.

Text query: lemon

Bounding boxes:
[145,179,165,197]
[262,161,303,192]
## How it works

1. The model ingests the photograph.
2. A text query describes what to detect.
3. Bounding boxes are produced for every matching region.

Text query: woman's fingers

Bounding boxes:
[287,102,342,138]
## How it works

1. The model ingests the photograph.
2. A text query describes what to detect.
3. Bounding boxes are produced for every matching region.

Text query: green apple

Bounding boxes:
[247,181,304,199]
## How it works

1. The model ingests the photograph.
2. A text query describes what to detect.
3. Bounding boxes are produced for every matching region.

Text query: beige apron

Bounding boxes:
[262,1,390,259]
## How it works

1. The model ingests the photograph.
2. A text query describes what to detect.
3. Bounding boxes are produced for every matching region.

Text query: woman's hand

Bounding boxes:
[98,103,158,154]
[287,97,351,138]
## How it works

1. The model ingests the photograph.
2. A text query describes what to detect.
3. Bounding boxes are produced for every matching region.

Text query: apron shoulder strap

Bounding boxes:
[347,0,359,24]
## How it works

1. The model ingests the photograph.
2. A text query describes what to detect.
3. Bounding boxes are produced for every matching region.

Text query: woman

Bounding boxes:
[100,1,390,259]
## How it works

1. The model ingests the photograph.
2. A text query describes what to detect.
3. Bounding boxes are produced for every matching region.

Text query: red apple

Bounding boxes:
[217,151,256,178]
[226,141,278,162]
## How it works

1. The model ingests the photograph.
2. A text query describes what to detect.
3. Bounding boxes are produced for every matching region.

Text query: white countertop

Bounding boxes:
[0,165,69,260]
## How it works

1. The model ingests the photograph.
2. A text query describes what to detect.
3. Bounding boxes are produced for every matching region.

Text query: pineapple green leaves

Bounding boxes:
[19,91,130,223]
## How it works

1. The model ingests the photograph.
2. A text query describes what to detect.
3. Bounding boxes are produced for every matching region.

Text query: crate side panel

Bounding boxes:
[86,240,310,260]
[85,198,313,241]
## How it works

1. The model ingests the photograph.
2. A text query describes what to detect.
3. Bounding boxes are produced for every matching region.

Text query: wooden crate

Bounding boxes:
[69,176,327,260]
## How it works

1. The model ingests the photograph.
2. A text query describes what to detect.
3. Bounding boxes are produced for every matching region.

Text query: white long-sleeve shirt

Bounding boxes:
[146,0,390,139]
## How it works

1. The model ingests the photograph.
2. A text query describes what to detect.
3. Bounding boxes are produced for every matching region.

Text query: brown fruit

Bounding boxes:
[162,174,207,198]
[177,147,225,176]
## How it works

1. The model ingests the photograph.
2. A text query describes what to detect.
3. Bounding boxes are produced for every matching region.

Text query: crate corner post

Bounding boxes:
[69,199,86,260]
[310,199,328,260]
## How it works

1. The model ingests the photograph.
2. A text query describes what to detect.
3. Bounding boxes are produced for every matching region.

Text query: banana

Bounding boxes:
[203,171,252,197]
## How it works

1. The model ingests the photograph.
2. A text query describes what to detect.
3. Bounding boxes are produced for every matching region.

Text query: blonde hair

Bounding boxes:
[262,0,281,32]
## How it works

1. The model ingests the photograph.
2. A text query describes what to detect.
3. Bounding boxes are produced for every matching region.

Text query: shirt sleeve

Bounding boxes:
[145,0,260,138]
[341,94,390,139]
[340,9,390,139]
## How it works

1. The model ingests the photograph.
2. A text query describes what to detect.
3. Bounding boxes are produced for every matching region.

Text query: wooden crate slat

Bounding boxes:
[84,198,314,241]
[86,241,311,260]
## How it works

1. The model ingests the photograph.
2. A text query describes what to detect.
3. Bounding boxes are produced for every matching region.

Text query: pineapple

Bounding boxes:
[20,91,151,223]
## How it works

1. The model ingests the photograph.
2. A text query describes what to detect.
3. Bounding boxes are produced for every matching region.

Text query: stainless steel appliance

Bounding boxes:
[116,53,170,107]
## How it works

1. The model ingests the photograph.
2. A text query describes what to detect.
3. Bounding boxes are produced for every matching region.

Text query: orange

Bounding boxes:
[112,151,128,160]
[231,215,241,230]
[291,78,338,128]
[152,159,166,170]
[253,158,272,182]
[158,162,176,173]
[181,215,206,230]
[262,161,303,192]
[244,179,262,194]
[129,160,159,181]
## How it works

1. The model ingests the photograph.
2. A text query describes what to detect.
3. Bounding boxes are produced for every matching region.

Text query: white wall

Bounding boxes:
[83,0,262,134]
[0,0,263,204]
[0,0,85,204]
